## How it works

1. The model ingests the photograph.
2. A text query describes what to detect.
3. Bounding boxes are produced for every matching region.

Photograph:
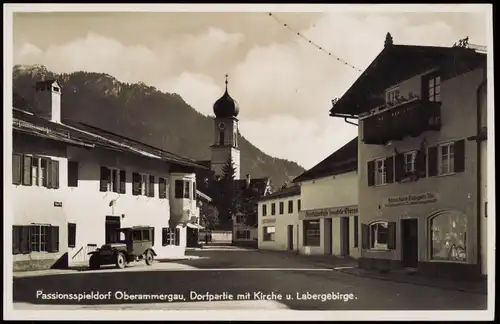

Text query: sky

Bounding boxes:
[11,7,489,169]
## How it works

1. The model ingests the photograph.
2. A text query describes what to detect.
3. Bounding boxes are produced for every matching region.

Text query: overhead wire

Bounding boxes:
[268,13,363,73]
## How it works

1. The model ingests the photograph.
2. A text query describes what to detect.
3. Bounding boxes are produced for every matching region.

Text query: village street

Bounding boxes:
[12,247,487,311]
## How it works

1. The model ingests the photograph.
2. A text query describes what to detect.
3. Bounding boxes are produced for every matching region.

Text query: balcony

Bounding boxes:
[362,99,441,145]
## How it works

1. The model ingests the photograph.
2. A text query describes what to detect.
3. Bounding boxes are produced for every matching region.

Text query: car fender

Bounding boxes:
[88,250,99,256]
[147,248,157,257]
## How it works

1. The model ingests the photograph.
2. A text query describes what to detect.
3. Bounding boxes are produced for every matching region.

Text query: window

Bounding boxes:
[159,177,168,199]
[262,204,267,216]
[375,158,387,185]
[263,226,275,241]
[370,222,388,250]
[271,203,276,216]
[68,161,79,187]
[193,181,196,201]
[430,212,467,262]
[438,143,455,175]
[288,200,294,214]
[385,87,400,104]
[303,220,320,246]
[298,199,301,212]
[175,180,183,198]
[140,174,149,196]
[149,175,155,197]
[404,151,417,174]
[12,225,59,254]
[100,167,125,193]
[279,202,284,215]
[353,216,359,248]
[219,131,225,145]
[428,75,441,102]
[184,181,191,199]
[13,154,59,188]
[68,223,76,248]
[162,228,180,246]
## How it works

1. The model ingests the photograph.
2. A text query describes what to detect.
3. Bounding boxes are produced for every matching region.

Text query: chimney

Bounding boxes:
[245,174,251,188]
[33,80,62,123]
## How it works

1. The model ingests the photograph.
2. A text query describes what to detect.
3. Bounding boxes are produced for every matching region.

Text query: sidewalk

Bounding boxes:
[335,266,488,295]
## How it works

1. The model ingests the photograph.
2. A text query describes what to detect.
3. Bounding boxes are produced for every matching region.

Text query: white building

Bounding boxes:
[11,80,205,271]
[292,138,360,258]
[257,185,301,251]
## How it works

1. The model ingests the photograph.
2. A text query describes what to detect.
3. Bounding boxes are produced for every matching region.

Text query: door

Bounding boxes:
[105,216,121,244]
[341,217,350,256]
[287,225,294,250]
[324,219,332,255]
[401,219,418,268]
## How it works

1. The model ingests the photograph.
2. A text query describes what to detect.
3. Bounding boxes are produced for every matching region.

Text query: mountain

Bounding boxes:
[12,65,305,188]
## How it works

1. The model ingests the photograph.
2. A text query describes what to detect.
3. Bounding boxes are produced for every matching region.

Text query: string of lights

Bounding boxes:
[268,13,363,73]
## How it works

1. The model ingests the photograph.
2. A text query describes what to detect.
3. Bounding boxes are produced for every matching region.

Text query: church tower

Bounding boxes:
[211,74,241,180]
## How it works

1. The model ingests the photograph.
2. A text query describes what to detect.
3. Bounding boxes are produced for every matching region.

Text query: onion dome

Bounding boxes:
[213,74,239,118]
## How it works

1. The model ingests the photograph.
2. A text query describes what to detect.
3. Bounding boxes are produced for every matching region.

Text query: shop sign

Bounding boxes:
[301,205,358,219]
[384,192,438,208]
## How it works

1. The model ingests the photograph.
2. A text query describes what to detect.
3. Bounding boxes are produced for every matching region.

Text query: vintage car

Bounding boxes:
[88,226,156,269]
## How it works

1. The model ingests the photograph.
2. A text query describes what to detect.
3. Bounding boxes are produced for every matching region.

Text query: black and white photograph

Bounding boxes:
[3,3,494,321]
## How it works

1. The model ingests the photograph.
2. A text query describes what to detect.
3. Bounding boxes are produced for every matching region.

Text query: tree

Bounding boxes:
[384,32,393,48]
[199,201,219,230]
[216,156,238,229]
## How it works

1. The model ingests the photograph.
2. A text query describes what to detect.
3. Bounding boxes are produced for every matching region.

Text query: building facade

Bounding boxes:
[330,36,488,279]
[257,185,301,251]
[293,138,360,257]
[11,80,205,271]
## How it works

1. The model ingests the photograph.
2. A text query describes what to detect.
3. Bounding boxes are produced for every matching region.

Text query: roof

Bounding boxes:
[258,184,300,202]
[293,137,358,183]
[196,189,212,202]
[12,107,208,170]
[330,44,486,116]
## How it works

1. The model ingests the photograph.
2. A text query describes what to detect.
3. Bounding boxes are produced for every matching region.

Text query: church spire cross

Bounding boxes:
[225,74,229,91]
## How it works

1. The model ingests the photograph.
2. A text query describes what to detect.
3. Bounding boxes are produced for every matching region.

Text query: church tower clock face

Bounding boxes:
[218,122,226,130]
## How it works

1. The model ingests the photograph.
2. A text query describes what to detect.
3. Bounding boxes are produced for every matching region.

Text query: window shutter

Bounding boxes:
[386,156,394,183]
[415,149,426,178]
[100,167,109,192]
[367,160,375,186]
[387,222,397,250]
[68,161,79,187]
[361,224,369,249]
[48,226,59,252]
[68,223,76,248]
[119,170,126,194]
[149,175,155,197]
[394,153,404,182]
[162,228,167,246]
[151,228,155,247]
[12,226,21,254]
[132,172,140,195]
[454,139,466,173]
[46,159,53,189]
[427,146,438,177]
[52,160,59,189]
[193,182,197,200]
[22,155,32,186]
[175,228,180,246]
[13,154,22,185]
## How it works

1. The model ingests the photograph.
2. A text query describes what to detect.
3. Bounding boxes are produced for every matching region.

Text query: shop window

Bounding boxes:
[430,211,467,262]
[263,226,275,241]
[303,220,320,246]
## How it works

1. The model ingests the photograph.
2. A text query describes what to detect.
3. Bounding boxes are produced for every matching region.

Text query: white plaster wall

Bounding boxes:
[12,137,69,265]
[257,195,300,251]
[298,172,360,258]
[65,147,190,266]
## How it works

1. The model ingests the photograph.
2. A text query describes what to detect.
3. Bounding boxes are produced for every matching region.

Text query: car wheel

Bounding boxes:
[145,250,154,266]
[115,252,126,269]
[89,256,100,270]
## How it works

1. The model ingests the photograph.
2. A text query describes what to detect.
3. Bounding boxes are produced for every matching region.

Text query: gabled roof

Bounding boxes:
[293,137,358,183]
[258,184,300,203]
[330,44,486,116]
[12,106,208,170]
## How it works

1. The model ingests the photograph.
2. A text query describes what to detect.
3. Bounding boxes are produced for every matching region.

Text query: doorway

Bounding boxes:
[105,216,121,244]
[324,219,332,255]
[287,225,294,250]
[401,219,419,268]
[340,217,350,257]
